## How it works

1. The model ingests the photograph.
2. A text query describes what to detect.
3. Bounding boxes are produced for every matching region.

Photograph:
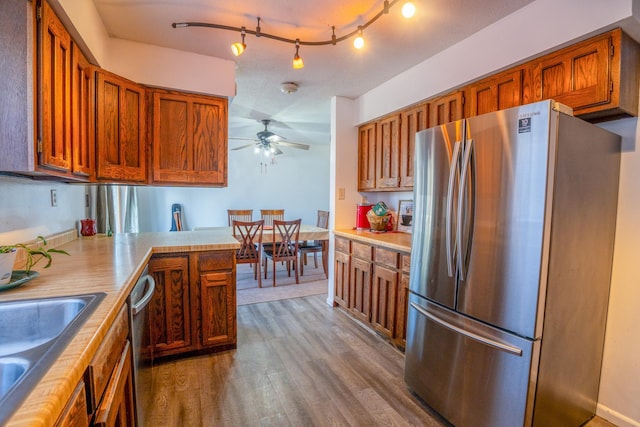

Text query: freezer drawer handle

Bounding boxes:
[132,274,156,315]
[410,302,523,356]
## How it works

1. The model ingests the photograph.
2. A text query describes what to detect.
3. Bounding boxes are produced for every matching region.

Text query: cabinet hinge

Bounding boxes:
[36,5,42,21]
[37,138,42,154]
[461,95,465,105]
[610,42,615,57]
[610,80,614,93]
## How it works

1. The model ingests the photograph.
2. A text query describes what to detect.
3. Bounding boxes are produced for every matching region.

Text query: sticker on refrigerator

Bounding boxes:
[518,118,531,133]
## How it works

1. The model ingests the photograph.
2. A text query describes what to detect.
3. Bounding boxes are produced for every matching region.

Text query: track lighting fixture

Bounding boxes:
[231,27,246,56]
[292,39,304,69]
[172,0,416,69]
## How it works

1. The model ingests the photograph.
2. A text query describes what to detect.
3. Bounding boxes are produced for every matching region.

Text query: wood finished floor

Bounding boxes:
[147,294,617,427]
[147,294,447,426]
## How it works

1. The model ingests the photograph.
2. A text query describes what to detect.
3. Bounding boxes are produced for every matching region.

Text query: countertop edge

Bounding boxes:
[333,229,412,253]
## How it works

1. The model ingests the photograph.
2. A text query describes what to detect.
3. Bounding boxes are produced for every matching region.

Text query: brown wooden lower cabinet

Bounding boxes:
[333,236,410,350]
[148,250,237,359]
[84,305,135,427]
[55,380,89,427]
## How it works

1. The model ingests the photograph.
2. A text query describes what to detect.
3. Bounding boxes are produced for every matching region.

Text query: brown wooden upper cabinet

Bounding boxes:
[358,122,376,191]
[375,114,401,190]
[466,69,523,117]
[149,89,228,186]
[400,103,428,188]
[531,28,639,120]
[95,70,147,183]
[428,91,464,128]
[37,1,95,181]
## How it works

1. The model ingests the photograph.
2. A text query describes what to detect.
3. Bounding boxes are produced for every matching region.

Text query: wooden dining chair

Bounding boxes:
[299,210,329,277]
[232,219,264,287]
[262,219,301,287]
[260,209,284,226]
[228,209,253,226]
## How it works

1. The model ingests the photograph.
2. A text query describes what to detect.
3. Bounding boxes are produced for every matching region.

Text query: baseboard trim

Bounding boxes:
[597,402,640,427]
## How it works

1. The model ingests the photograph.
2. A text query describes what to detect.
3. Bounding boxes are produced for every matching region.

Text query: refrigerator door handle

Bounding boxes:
[446,140,462,277]
[457,138,474,281]
[410,301,523,356]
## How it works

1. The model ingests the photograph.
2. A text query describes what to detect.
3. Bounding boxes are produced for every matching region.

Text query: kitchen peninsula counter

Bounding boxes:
[333,228,412,253]
[0,230,240,427]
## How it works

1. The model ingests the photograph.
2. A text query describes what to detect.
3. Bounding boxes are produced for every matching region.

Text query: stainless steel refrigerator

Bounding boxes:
[404,100,621,427]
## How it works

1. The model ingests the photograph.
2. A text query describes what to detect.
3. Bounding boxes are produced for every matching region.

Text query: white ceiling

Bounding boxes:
[93,0,534,149]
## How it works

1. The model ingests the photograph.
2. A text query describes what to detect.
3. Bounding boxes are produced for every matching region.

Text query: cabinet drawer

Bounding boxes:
[375,247,399,269]
[401,254,411,274]
[198,251,234,271]
[352,241,373,261]
[335,237,350,254]
[85,304,129,413]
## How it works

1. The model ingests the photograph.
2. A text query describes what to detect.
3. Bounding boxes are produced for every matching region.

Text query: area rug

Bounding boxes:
[236,261,328,305]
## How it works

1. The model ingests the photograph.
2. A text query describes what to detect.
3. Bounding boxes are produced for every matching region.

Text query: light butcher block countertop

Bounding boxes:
[333,229,412,253]
[0,230,240,427]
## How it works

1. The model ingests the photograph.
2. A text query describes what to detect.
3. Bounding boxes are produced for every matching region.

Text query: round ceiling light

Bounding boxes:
[280,82,299,94]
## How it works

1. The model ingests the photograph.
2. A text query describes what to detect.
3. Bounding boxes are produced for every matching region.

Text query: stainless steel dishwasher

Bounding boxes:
[129,268,156,426]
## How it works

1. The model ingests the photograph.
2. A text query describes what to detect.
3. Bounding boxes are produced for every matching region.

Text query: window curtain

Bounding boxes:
[95,185,139,234]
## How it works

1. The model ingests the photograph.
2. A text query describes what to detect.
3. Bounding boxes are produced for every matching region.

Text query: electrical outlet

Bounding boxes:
[50,189,57,207]
[85,193,90,208]
[338,188,346,200]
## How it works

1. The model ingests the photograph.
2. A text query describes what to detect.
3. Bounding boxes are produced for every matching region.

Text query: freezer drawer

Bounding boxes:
[404,294,539,427]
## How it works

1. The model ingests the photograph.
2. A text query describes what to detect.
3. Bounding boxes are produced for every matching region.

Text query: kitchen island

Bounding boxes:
[0,230,240,427]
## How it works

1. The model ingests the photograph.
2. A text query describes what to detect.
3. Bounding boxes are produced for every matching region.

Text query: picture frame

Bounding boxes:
[397,200,414,233]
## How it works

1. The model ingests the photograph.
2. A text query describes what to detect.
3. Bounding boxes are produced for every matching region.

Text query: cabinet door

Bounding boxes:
[96,70,147,183]
[395,272,410,348]
[93,341,135,427]
[199,271,235,347]
[151,90,228,186]
[533,33,611,112]
[148,255,192,357]
[371,265,398,339]
[357,123,376,191]
[400,104,427,188]
[467,69,522,117]
[350,257,372,323]
[375,114,401,189]
[55,380,89,427]
[429,91,464,127]
[40,0,71,172]
[334,249,351,308]
[70,44,94,179]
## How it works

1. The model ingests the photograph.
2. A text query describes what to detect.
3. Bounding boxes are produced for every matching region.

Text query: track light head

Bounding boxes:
[293,39,304,69]
[353,27,364,49]
[231,27,246,56]
[402,1,416,18]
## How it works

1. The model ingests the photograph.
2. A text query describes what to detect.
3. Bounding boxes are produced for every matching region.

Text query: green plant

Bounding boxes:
[0,236,69,273]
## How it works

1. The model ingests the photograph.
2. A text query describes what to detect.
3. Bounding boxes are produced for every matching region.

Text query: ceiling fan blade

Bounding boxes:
[231,143,258,150]
[277,141,310,150]
[229,137,258,141]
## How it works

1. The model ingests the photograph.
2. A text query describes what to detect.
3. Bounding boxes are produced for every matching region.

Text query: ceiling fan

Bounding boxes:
[230,119,310,156]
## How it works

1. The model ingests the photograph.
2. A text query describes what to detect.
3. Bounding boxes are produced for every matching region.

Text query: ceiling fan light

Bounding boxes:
[402,2,416,18]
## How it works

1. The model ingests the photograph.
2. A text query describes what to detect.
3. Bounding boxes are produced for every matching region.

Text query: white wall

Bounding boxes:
[340,0,640,425]
[0,176,87,244]
[136,143,330,232]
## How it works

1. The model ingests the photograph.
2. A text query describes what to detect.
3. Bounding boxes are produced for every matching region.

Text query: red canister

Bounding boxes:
[356,204,372,230]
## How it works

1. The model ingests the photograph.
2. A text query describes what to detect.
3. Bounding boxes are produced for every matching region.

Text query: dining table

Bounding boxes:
[194,224,330,277]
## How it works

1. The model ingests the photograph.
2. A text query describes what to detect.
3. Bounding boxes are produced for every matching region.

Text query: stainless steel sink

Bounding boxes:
[0,297,90,357]
[0,358,30,401]
[0,293,105,425]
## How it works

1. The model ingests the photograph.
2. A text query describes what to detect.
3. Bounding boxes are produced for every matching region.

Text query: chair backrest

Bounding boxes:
[228,209,253,226]
[317,210,329,229]
[271,219,301,259]
[232,219,264,263]
[260,209,284,226]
